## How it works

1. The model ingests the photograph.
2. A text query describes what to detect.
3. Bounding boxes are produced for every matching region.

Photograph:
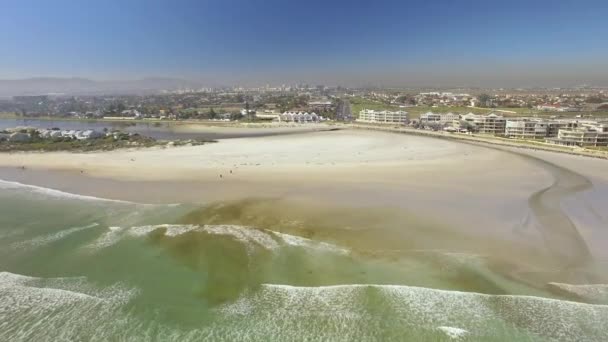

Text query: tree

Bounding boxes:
[116,102,126,113]
[586,96,604,104]
[477,94,491,107]
[230,112,244,121]
[208,107,217,119]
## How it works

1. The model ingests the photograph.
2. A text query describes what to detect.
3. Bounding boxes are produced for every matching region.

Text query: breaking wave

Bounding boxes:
[217,283,608,341]
[0,179,180,206]
[0,271,138,342]
[87,224,348,255]
[11,223,100,250]
[2,271,607,341]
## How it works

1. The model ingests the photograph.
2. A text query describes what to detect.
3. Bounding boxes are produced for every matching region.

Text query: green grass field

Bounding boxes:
[347,96,542,119]
[347,97,608,120]
[405,106,490,118]
[348,97,402,117]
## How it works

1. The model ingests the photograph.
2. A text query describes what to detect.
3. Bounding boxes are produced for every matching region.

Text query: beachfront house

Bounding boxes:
[462,113,506,135]
[440,112,460,124]
[505,119,548,140]
[280,111,320,123]
[420,112,460,127]
[357,109,408,124]
[545,126,608,147]
[419,112,441,124]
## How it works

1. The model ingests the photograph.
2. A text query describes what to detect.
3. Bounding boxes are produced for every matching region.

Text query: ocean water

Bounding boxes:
[1,180,607,341]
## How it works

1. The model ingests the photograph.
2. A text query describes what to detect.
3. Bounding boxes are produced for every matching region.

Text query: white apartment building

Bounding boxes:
[461,113,506,135]
[419,112,440,124]
[545,120,579,137]
[546,126,608,147]
[505,120,548,139]
[357,109,408,124]
[419,112,460,125]
[280,111,319,123]
[440,112,460,124]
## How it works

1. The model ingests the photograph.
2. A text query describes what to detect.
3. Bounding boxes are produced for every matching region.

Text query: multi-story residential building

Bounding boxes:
[461,113,506,135]
[546,120,576,137]
[505,119,547,139]
[546,125,608,147]
[419,112,440,124]
[357,109,408,124]
[419,112,460,125]
[439,112,460,124]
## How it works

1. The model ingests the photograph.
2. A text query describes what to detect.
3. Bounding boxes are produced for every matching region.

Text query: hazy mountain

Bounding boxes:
[0,77,206,97]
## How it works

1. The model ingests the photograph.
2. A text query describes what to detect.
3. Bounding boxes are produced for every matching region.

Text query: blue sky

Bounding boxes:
[1,0,607,86]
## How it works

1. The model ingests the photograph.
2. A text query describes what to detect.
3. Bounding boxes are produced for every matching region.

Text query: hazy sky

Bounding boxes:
[1,0,607,87]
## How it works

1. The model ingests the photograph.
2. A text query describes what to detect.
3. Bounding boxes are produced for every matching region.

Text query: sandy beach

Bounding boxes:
[0,128,530,180]
[2,126,608,341]
[0,127,603,215]
[2,127,608,265]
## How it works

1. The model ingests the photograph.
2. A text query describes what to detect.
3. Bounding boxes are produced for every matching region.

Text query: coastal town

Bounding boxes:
[4,1,608,341]
[357,109,608,148]
[2,85,608,151]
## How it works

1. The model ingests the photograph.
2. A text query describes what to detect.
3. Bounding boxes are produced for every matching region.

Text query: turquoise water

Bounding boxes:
[1,180,607,341]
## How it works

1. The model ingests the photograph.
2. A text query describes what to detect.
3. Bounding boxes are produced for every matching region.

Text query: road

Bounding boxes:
[336,99,353,121]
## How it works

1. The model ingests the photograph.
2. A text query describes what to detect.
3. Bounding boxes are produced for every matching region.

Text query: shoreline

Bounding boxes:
[0,113,330,129]
[4,114,606,159]
[2,126,608,278]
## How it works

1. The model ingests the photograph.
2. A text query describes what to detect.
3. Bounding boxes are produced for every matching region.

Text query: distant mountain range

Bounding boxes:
[0,77,207,97]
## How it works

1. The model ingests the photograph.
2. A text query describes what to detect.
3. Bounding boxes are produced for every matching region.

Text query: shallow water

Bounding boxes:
[0,118,322,140]
[1,178,607,341]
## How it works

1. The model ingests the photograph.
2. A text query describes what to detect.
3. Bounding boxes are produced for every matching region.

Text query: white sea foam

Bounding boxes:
[129,224,200,237]
[11,223,99,250]
[437,326,469,339]
[2,270,607,341]
[0,272,97,301]
[217,283,608,341]
[0,179,180,206]
[273,231,349,254]
[202,225,280,251]
[0,271,138,342]
[0,179,137,204]
[87,224,350,258]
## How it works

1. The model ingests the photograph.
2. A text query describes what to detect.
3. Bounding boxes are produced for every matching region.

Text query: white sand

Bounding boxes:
[0,128,549,239]
[0,129,503,181]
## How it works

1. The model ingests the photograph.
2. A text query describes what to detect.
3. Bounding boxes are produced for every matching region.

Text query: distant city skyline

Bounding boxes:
[1,0,608,87]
